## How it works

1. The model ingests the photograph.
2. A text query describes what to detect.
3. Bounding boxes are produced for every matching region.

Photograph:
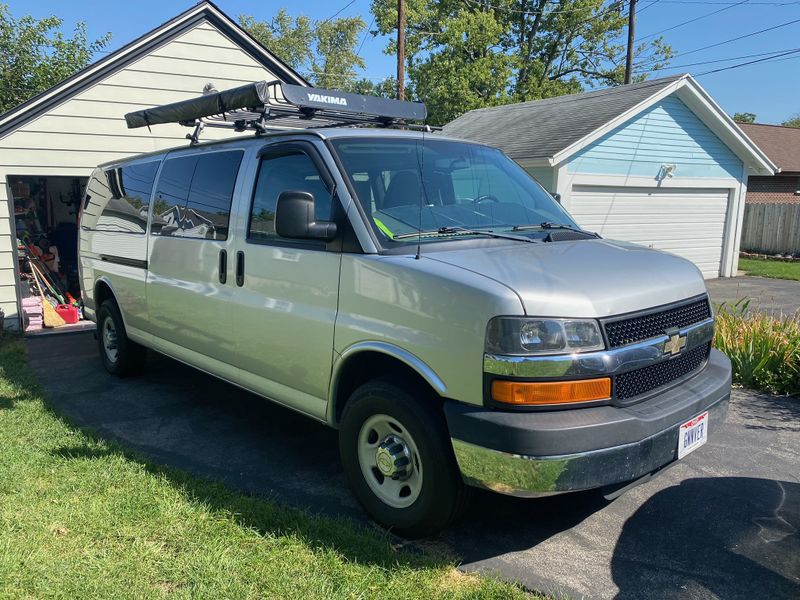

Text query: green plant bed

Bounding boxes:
[714,299,800,396]
[739,257,800,281]
[0,340,530,599]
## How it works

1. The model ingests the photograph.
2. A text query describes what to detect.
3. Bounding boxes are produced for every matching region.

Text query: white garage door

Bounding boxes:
[570,185,730,278]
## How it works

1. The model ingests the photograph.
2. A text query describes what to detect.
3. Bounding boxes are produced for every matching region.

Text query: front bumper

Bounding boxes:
[445,348,731,497]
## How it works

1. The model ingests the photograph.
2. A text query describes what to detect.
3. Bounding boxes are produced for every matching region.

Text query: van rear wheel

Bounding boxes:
[96,300,146,377]
[339,378,470,538]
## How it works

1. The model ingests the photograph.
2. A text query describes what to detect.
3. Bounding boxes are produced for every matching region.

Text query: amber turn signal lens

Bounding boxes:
[492,378,611,405]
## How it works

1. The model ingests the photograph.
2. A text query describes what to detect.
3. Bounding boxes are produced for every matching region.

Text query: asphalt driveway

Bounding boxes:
[706,275,800,314]
[26,332,800,599]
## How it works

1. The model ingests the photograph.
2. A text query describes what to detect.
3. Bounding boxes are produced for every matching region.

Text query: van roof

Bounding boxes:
[96,127,481,169]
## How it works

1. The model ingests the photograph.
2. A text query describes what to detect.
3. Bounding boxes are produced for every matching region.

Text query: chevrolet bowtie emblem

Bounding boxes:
[664,333,687,356]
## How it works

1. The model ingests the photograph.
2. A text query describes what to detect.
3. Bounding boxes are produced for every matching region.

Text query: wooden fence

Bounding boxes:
[740,203,800,255]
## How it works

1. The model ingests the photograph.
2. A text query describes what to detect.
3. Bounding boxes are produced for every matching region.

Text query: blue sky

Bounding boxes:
[7,0,800,123]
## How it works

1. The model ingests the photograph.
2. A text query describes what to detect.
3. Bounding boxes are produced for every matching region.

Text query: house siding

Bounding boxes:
[525,166,555,191]
[0,20,287,329]
[568,95,743,179]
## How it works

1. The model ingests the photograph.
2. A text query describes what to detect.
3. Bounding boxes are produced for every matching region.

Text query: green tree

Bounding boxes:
[370,0,673,125]
[782,114,800,128]
[733,112,756,124]
[0,4,111,113]
[240,10,366,90]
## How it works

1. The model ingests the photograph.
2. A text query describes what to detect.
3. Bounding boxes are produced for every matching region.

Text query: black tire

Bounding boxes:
[96,300,146,377]
[339,377,471,538]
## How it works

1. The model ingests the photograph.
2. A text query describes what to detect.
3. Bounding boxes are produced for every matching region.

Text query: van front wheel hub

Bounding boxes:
[375,435,412,480]
[357,414,423,508]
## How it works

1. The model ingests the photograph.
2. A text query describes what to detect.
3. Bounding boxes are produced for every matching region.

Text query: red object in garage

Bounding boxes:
[55,304,79,324]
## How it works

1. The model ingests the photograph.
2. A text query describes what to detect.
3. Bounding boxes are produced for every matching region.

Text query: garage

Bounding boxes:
[0,1,307,331]
[570,186,730,278]
[443,74,775,279]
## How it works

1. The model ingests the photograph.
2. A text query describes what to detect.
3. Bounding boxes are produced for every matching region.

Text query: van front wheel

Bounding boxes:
[96,300,146,377]
[338,378,470,538]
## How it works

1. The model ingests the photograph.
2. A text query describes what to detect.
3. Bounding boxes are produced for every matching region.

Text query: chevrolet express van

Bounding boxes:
[78,83,731,537]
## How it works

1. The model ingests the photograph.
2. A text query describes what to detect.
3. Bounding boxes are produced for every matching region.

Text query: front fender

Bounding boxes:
[327,341,447,423]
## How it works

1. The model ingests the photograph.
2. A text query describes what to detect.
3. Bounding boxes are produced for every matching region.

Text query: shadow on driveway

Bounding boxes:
[22,331,800,598]
[612,477,800,599]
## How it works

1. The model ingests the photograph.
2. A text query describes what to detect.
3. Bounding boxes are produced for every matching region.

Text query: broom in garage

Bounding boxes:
[29,262,65,328]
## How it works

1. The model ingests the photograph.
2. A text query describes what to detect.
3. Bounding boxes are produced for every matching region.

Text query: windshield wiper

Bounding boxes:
[512,222,599,237]
[392,226,537,243]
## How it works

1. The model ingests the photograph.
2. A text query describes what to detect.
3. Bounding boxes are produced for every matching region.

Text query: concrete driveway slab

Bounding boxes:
[25,332,800,599]
[706,276,800,315]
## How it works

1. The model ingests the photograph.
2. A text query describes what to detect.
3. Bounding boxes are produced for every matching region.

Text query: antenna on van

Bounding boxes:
[124,80,437,144]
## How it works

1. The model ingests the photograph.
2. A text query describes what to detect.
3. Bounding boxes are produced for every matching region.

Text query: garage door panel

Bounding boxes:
[570,185,730,278]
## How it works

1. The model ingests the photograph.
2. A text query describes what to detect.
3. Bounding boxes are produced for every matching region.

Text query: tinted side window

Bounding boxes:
[152,155,197,236]
[152,151,243,240]
[186,151,243,240]
[249,152,331,242]
[82,161,159,233]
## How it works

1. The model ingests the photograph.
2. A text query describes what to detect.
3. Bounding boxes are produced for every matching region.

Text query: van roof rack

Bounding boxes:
[124,80,432,144]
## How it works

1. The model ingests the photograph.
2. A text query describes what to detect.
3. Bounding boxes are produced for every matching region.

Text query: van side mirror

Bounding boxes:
[551,192,561,203]
[275,190,337,241]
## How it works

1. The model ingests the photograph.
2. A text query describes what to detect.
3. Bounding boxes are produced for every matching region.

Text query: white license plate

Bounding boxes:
[677,411,709,459]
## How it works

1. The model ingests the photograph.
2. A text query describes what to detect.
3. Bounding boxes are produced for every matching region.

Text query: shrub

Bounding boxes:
[713,299,800,395]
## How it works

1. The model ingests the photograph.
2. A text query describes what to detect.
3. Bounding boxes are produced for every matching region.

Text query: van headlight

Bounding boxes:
[486,317,605,355]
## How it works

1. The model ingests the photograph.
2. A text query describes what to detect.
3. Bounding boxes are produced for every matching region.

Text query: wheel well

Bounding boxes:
[333,351,439,424]
[94,280,114,309]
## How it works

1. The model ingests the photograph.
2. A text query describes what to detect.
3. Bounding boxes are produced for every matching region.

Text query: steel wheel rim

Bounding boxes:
[357,414,423,509]
[102,317,119,364]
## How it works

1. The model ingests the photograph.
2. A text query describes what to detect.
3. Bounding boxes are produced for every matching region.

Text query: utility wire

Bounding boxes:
[638,0,749,40]
[639,46,800,70]
[356,15,376,57]
[695,47,800,74]
[319,0,359,25]
[636,0,662,13]
[638,15,800,68]
[675,15,800,57]
[656,0,798,4]
[463,0,626,17]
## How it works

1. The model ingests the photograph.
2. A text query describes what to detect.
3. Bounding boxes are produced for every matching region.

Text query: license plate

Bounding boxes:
[677,411,708,459]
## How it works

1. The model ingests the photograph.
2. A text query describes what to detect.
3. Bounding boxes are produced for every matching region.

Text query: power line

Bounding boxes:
[319,0,359,25]
[463,0,625,17]
[656,0,798,4]
[677,16,800,57]
[639,46,800,70]
[638,15,800,68]
[356,15,376,57]
[638,0,749,40]
[636,0,662,13]
[695,47,800,74]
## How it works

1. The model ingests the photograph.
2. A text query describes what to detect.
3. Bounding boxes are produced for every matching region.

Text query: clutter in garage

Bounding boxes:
[11,176,86,332]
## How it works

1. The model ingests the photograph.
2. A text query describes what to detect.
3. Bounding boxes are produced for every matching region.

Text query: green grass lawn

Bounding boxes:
[0,338,529,599]
[739,257,800,281]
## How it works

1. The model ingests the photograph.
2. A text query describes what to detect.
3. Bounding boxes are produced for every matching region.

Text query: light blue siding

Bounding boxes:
[524,166,555,191]
[568,95,743,179]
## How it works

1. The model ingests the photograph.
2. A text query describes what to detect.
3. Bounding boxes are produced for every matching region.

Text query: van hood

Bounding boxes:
[426,239,708,318]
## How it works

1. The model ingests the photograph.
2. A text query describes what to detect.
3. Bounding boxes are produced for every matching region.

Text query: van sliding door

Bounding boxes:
[145,148,245,369]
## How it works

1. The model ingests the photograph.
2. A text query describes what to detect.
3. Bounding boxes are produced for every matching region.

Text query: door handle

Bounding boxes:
[218,249,227,284]
[235,251,244,287]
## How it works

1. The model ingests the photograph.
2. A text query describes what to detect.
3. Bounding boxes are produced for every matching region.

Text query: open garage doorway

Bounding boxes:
[9,174,93,335]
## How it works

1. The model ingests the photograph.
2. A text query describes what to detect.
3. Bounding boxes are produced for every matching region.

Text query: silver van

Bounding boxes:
[79,82,731,537]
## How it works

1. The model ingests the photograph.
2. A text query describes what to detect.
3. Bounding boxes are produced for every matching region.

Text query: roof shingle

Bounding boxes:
[738,123,800,173]
[442,74,686,160]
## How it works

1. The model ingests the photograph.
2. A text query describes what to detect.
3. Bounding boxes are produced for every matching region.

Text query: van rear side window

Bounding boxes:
[82,161,159,233]
[151,150,243,240]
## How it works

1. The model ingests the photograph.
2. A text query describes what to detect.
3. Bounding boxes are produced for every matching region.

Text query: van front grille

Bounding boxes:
[614,343,711,402]
[604,298,711,348]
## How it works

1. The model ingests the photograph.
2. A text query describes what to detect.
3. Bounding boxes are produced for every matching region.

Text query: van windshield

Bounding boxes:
[330,137,576,245]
